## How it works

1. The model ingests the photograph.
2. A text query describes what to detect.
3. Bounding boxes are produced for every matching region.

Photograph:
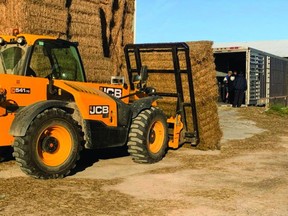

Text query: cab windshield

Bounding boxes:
[0,38,85,82]
[28,39,85,82]
[0,45,27,75]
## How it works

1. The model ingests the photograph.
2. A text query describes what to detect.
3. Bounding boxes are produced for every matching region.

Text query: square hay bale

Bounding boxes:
[28,0,66,7]
[3,0,67,35]
[185,41,222,150]
[68,0,101,14]
[69,12,101,36]
[122,12,135,45]
[0,2,5,13]
[0,3,9,34]
[83,58,114,83]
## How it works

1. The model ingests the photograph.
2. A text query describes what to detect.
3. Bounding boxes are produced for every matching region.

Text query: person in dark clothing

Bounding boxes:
[233,71,247,107]
[223,71,232,103]
[228,71,236,104]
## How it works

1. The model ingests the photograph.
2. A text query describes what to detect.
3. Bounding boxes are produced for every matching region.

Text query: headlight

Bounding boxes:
[0,37,6,46]
[16,36,26,46]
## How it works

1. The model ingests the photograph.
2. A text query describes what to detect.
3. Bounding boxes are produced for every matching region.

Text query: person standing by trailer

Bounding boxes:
[228,71,237,104]
[233,71,247,107]
[223,71,232,103]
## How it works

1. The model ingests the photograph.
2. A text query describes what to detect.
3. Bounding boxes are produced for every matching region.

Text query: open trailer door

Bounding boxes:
[247,48,267,105]
[214,46,269,106]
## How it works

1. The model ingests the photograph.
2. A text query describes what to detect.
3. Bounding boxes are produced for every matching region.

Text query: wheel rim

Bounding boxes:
[148,120,165,153]
[37,125,72,167]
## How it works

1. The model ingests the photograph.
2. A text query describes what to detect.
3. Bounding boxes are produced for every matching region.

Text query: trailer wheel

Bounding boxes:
[127,107,168,163]
[12,108,84,179]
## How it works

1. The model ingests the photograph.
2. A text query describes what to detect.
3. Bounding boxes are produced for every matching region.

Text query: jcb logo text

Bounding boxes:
[89,105,109,115]
[100,87,122,98]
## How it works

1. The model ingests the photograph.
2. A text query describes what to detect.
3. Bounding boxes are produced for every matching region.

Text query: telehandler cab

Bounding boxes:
[0,32,199,179]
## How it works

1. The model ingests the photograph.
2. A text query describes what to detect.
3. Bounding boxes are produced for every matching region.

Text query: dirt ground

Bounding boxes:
[0,106,287,216]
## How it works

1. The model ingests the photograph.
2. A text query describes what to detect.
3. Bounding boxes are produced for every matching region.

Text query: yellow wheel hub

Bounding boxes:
[37,125,72,167]
[148,121,165,153]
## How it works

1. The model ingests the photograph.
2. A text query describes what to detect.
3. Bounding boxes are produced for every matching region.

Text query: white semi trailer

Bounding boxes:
[214,46,288,105]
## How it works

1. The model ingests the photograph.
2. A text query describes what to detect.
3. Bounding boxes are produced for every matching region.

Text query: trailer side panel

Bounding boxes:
[270,57,288,97]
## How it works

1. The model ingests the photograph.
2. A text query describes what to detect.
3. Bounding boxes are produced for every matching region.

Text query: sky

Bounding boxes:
[135,0,288,43]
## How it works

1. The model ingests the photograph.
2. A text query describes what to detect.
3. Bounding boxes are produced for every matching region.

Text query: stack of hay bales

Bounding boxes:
[129,41,222,150]
[67,0,135,82]
[0,0,135,82]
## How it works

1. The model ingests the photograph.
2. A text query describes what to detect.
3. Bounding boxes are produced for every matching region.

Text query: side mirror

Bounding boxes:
[140,65,148,83]
[132,65,148,90]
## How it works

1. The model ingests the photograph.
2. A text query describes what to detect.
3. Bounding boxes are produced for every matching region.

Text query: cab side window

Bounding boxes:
[29,44,52,78]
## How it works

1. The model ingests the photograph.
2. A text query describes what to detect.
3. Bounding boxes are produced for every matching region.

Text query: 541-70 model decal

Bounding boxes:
[11,87,31,94]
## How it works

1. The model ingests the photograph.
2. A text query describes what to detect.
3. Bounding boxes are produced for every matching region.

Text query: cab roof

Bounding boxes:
[0,33,57,46]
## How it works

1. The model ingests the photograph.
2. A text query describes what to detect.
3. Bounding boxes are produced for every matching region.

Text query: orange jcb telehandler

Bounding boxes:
[0,32,129,161]
[0,32,199,178]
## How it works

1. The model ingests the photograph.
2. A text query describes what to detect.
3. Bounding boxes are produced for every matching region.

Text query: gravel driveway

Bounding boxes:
[0,106,287,216]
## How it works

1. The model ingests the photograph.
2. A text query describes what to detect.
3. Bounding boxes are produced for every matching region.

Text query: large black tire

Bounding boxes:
[127,107,168,163]
[12,108,84,179]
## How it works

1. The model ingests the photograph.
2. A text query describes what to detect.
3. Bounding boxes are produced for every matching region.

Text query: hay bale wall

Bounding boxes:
[0,0,135,82]
[129,41,222,150]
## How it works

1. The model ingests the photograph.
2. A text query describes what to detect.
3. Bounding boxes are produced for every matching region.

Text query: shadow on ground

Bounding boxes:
[0,146,14,162]
[69,146,130,176]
